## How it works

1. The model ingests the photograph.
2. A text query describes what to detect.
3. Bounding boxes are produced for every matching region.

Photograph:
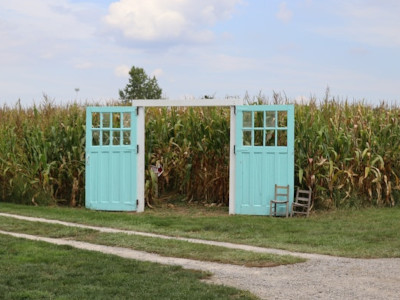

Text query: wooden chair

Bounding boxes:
[269,184,289,217]
[291,188,312,217]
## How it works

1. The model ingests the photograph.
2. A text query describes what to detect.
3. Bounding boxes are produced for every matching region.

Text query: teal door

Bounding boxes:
[85,107,137,211]
[235,105,294,215]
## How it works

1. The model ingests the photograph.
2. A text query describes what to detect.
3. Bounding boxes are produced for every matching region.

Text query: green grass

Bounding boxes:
[0,235,258,300]
[0,216,303,267]
[1,203,400,258]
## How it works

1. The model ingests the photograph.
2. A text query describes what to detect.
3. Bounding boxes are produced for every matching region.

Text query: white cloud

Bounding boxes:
[316,0,400,48]
[74,62,93,69]
[276,2,293,23]
[114,65,131,77]
[349,47,369,56]
[345,1,400,47]
[151,68,163,78]
[210,54,258,72]
[104,0,242,43]
[0,0,99,65]
[0,1,96,41]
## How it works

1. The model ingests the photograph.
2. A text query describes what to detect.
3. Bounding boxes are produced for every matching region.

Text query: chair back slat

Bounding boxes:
[291,188,312,217]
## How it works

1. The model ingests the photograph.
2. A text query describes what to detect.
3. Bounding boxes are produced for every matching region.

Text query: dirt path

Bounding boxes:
[1,213,399,300]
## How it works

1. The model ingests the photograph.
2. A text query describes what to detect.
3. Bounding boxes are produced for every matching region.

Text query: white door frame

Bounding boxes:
[132,99,242,214]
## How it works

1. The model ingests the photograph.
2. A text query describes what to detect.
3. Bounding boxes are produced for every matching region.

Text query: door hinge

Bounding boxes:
[234,106,236,115]
[137,145,139,153]
[136,106,139,115]
[136,199,139,206]
[234,145,236,154]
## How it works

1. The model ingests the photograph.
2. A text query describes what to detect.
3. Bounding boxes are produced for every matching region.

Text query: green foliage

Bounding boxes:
[119,65,162,102]
[145,107,230,204]
[0,98,85,207]
[295,99,400,209]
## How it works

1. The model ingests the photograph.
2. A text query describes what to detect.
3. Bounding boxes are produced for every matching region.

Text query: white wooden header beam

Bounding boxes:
[131,99,242,107]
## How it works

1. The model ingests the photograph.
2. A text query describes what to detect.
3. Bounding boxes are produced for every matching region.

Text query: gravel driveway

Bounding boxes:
[1,213,399,300]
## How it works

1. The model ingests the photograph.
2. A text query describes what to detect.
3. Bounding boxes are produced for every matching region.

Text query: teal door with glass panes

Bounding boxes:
[85,107,137,211]
[235,105,294,215]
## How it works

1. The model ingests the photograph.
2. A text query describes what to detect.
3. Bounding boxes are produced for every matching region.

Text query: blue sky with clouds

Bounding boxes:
[1,0,399,106]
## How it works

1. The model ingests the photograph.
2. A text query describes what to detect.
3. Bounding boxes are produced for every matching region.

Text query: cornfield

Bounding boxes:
[0,98,86,206]
[296,98,400,208]
[145,106,230,205]
[1,95,399,209]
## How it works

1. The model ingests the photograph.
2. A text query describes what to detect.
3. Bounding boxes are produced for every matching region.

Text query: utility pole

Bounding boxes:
[75,88,80,100]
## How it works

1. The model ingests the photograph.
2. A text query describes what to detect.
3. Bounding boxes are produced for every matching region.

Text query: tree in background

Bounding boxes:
[119,66,162,102]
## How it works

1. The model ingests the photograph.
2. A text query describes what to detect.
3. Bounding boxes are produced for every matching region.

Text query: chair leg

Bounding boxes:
[271,202,277,217]
[270,202,290,217]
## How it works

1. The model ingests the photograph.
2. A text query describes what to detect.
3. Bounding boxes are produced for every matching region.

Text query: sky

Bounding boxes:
[1,0,399,107]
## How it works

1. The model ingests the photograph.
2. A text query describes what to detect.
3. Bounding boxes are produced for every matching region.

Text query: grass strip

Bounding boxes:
[0,234,258,300]
[1,203,400,258]
[0,216,303,267]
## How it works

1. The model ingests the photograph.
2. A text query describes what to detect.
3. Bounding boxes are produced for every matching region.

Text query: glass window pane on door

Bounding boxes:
[123,131,131,145]
[278,111,287,128]
[254,130,263,146]
[92,130,100,146]
[123,113,131,128]
[102,113,111,128]
[92,113,100,128]
[102,131,110,145]
[243,130,252,146]
[265,130,275,146]
[254,111,264,128]
[266,111,275,127]
[112,131,120,145]
[243,112,252,128]
[112,113,121,128]
[277,130,287,146]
